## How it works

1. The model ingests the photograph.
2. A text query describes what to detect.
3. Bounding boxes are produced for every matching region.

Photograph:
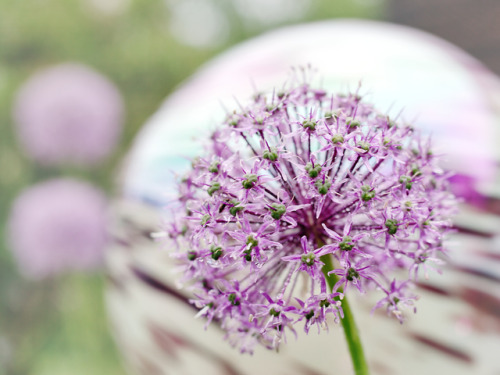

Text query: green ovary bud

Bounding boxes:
[242,174,258,189]
[305,310,315,320]
[346,117,361,128]
[324,111,338,120]
[315,179,331,195]
[331,134,344,144]
[399,175,413,190]
[187,251,197,261]
[243,249,252,261]
[210,246,223,260]
[361,191,375,201]
[229,206,244,216]
[361,185,375,201]
[201,214,210,226]
[319,299,330,308]
[270,203,287,220]
[208,161,220,173]
[228,293,240,306]
[346,267,360,281]
[339,236,354,251]
[269,308,281,317]
[385,219,398,235]
[301,252,316,266]
[411,165,422,177]
[263,148,278,161]
[302,120,317,131]
[229,200,244,216]
[305,162,322,178]
[207,182,221,196]
[357,141,370,152]
[246,235,258,250]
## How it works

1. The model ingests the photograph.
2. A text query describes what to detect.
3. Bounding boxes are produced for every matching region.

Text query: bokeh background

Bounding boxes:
[1,1,499,374]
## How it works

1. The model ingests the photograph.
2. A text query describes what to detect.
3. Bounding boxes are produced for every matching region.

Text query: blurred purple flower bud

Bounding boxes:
[7,178,108,279]
[13,63,124,166]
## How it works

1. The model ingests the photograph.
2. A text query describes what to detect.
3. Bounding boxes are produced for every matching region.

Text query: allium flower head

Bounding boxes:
[167,71,456,353]
[13,63,124,166]
[7,178,108,279]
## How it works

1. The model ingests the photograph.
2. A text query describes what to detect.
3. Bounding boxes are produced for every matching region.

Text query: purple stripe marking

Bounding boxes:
[409,333,473,364]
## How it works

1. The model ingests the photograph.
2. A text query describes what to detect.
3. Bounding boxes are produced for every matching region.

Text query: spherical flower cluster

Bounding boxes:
[167,75,456,353]
[13,63,124,166]
[7,178,108,279]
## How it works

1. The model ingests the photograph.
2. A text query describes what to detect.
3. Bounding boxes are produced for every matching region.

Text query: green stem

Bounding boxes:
[320,253,370,375]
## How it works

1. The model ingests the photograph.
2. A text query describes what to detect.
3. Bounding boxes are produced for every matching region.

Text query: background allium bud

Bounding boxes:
[167,72,457,353]
[13,63,124,166]
[7,178,108,279]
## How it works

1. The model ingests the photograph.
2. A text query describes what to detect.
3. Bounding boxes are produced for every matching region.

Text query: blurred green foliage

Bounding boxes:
[0,0,385,374]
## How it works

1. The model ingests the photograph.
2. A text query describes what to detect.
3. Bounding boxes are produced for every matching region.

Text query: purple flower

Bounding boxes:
[371,279,417,323]
[7,178,108,279]
[282,236,327,280]
[13,63,124,166]
[294,291,343,334]
[330,258,374,293]
[166,71,456,353]
[322,220,370,261]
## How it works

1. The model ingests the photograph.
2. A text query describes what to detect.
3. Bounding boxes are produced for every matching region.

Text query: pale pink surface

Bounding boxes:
[8,179,108,279]
[13,63,124,166]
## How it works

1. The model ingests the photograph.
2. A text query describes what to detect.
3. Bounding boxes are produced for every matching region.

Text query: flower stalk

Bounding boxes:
[321,253,369,375]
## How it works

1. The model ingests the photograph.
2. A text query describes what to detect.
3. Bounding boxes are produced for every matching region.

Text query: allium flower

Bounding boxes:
[167,72,456,354]
[7,178,108,279]
[13,63,124,166]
